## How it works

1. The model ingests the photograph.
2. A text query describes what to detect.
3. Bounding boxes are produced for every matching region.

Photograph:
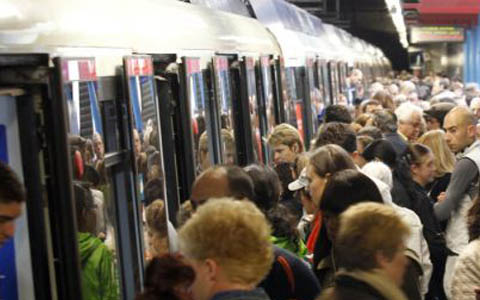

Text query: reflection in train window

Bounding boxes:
[212,56,237,166]
[306,59,322,133]
[246,57,263,163]
[185,58,212,174]
[284,67,299,128]
[259,56,276,135]
[63,73,122,299]
[321,62,331,106]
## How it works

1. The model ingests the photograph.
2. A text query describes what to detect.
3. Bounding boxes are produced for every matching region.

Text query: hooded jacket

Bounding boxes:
[78,232,119,300]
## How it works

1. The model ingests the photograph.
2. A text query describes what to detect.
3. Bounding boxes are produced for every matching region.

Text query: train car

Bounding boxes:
[0,0,390,299]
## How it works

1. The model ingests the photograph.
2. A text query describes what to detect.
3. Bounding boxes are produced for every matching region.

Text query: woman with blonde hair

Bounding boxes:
[417,130,456,202]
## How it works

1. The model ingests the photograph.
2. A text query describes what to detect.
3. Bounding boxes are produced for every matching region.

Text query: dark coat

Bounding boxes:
[384,132,408,157]
[317,270,408,300]
[259,246,321,300]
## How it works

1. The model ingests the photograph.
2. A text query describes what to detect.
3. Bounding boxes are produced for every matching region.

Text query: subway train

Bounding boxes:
[0,0,390,299]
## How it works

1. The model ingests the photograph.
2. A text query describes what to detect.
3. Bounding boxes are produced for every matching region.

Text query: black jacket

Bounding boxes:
[259,246,321,300]
[318,270,408,300]
[384,132,408,157]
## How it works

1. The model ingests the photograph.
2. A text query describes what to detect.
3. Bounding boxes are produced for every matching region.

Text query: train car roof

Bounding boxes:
[0,0,281,57]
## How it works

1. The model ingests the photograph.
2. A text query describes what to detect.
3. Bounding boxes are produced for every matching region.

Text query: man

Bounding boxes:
[313,122,367,176]
[395,102,423,142]
[440,107,480,296]
[179,199,273,300]
[267,123,304,165]
[92,133,104,163]
[318,203,410,300]
[324,105,352,124]
[346,69,363,104]
[423,102,455,131]
[189,166,321,300]
[373,110,408,157]
[0,162,25,248]
[74,183,118,300]
[190,165,255,210]
[469,97,480,119]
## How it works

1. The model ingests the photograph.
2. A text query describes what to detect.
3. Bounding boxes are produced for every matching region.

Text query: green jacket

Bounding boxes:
[78,232,119,300]
[271,235,308,260]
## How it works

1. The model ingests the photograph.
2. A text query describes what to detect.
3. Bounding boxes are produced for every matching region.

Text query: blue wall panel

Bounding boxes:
[464,15,480,84]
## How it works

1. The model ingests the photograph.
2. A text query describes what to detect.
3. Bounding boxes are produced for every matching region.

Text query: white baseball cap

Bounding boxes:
[288,167,309,191]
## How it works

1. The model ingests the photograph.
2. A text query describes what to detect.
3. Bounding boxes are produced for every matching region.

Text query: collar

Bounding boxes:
[316,254,333,271]
[211,289,269,300]
[456,140,480,159]
[336,269,407,300]
[397,130,408,142]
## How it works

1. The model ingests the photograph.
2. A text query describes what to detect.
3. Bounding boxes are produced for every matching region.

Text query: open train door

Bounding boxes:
[0,54,54,300]
[52,56,145,300]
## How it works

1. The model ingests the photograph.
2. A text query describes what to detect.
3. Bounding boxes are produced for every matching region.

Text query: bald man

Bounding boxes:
[441,107,480,296]
[188,165,322,300]
[190,165,254,210]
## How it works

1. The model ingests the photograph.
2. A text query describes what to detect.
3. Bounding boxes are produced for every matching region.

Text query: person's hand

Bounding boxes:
[437,192,446,203]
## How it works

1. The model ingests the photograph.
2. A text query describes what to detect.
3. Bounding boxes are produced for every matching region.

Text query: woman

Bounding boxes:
[145,200,169,259]
[244,164,307,259]
[319,203,410,300]
[136,255,195,300]
[407,143,450,300]
[451,198,480,300]
[313,169,383,290]
[305,145,356,258]
[417,130,455,202]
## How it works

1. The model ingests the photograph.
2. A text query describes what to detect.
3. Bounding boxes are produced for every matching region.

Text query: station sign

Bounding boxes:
[410,26,464,44]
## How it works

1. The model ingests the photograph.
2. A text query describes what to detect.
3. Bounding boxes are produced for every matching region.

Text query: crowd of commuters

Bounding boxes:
[3,70,480,300]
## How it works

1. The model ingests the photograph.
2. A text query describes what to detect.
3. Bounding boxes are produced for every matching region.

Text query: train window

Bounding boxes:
[285,67,306,143]
[258,56,276,164]
[212,56,236,166]
[321,61,331,106]
[259,56,276,135]
[184,58,213,175]
[306,58,322,133]
[285,67,301,130]
[279,58,297,127]
[314,59,327,109]
[59,58,122,299]
[329,62,342,104]
[245,57,263,163]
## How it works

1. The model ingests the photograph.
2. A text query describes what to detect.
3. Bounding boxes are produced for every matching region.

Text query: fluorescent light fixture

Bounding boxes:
[384,0,409,48]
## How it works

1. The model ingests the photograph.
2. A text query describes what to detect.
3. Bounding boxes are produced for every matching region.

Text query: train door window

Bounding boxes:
[321,61,332,106]
[258,56,276,164]
[259,56,276,137]
[279,58,297,127]
[285,67,303,136]
[337,61,346,95]
[58,57,124,299]
[245,57,263,163]
[211,56,236,166]
[306,58,322,134]
[123,56,170,254]
[328,61,338,104]
[183,58,213,175]
[315,59,327,109]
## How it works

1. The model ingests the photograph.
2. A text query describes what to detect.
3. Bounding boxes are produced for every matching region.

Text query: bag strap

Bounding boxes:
[277,255,295,293]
